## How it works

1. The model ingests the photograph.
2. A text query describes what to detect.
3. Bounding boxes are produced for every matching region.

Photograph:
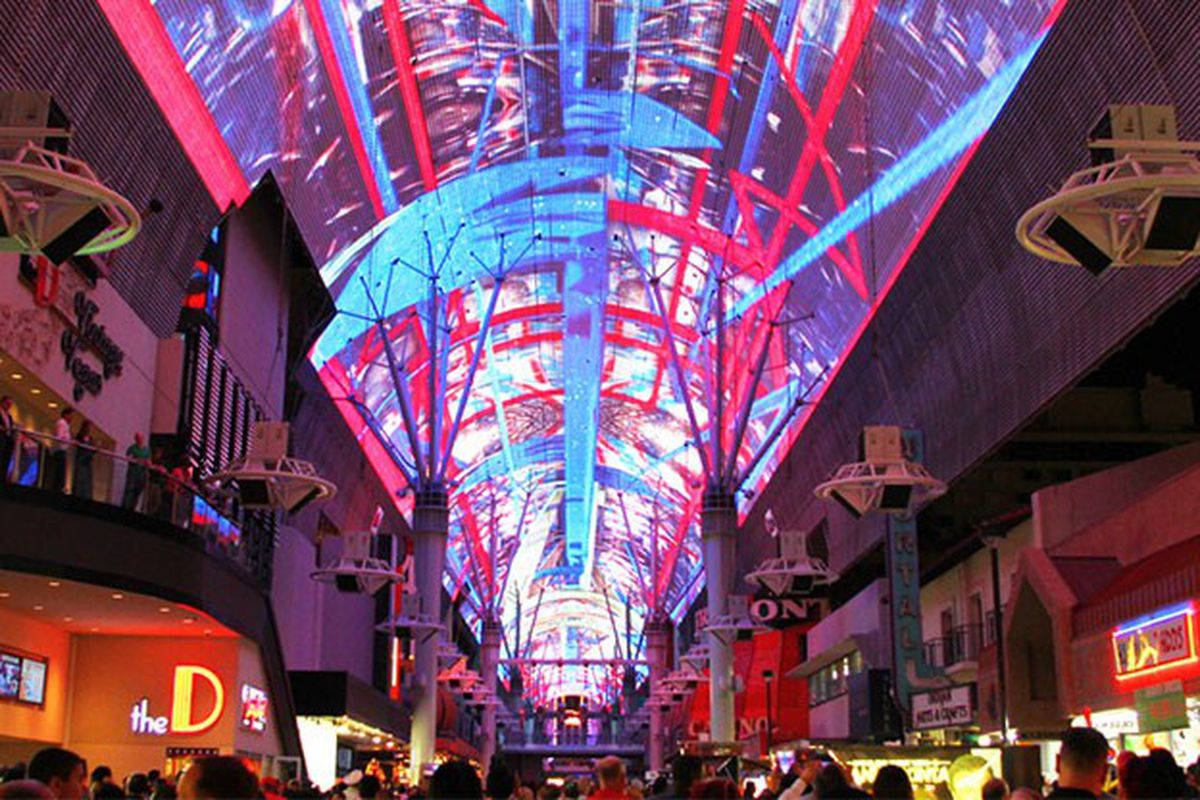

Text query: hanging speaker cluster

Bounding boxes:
[1017,105,1200,275]
[0,92,141,263]
[813,426,946,518]
[209,422,337,514]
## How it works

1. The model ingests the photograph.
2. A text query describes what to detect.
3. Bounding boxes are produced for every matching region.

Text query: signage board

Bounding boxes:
[240,684,268,732]
[130,665,225,736]
[1112,602,1197,681]
[911,684,976,730]
[748,593,822,628]
[1135,680,1188,732]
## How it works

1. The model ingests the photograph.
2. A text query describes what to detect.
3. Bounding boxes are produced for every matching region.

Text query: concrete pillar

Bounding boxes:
[645,619,670,772]
[479,618,501,770]
[410,489,448,785]
[702,490,737,743]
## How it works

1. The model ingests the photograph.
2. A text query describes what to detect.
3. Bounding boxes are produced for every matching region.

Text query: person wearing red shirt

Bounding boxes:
[591,757,631,800]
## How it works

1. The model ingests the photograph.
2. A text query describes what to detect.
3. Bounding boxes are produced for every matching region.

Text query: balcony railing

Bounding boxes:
[924,623,984,669]
[2,427,272,585]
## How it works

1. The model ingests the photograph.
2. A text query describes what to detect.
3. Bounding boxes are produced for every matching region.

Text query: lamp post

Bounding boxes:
[981,533,1009,747]
[763,669,775,752]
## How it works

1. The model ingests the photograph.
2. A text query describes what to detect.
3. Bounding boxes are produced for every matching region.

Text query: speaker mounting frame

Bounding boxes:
[0,138,141,260]
[208,455,337,514]
[1016,143,1200,270]
[813,458,946,517]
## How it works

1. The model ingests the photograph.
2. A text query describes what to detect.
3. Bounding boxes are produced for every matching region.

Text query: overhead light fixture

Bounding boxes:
[30,388,42,395]
[10,373,22,380]
[110,592,124,600]
[32,604,44,611]
[47,402,59,408]
[182,616,196,624]
[158,606,171,613]
[89,627,99,632]
[48,580,60,587]
[0,591,10,598]
[63,616,73,622]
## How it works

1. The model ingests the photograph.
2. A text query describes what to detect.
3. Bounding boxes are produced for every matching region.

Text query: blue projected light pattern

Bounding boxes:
[147,0,1063,701]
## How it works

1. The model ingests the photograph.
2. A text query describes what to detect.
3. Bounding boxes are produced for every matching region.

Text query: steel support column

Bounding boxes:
[702,489,737,743]
[645,619,670,772]
[410,488,449,784]
[480,617,502,769]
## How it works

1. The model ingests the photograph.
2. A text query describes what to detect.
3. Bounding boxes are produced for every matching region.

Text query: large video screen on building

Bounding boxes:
[0,648,47,706]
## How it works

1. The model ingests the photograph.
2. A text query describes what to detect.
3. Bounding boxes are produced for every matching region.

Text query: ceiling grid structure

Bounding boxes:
[736,0,1200,582]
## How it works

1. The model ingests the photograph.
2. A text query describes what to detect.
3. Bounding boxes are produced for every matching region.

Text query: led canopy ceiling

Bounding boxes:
[132,0,1065,700]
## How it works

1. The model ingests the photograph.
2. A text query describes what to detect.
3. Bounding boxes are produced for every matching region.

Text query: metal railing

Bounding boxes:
[2,427,266,582]
[924,623,984,669]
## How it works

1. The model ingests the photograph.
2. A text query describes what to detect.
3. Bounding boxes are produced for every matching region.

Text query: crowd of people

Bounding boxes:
[5,730,1200,800]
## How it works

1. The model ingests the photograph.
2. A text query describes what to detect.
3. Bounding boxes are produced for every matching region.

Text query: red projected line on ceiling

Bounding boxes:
[301,0,387,219]
[381,0,438,191]
[97,0,250,210]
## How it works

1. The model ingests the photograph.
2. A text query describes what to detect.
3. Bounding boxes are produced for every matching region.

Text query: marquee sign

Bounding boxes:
[1112,602,1198,682]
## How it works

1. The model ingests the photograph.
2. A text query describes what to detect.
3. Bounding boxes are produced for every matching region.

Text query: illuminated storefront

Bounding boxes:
[1066,598,1200,767]
[0,574,288,781]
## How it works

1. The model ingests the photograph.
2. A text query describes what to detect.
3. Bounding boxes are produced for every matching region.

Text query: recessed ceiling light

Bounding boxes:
[47,401,59,409]
[32,604,44,611]
[10,373,22,380]
[89,627,99,633]
[48,580,60,587]
[63,616,74,622]
[0,591,9,599]
[30,388,42,395]
[158,606,171,613]
[182,616,195,624]
[110,593,124,600]
[203,629,213,636]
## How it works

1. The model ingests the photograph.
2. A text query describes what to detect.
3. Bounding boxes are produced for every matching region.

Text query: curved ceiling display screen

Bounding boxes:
[138,0,1064,702]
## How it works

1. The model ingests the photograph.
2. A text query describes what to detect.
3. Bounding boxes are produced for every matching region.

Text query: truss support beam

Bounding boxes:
[648,277,713,478]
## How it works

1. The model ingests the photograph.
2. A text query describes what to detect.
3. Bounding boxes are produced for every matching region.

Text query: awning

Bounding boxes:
[786,635,872,680]
[290,670,409,740]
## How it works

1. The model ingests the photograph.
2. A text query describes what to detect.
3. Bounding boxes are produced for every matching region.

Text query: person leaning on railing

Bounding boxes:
[0,396,14,483]
[121,432,151,511]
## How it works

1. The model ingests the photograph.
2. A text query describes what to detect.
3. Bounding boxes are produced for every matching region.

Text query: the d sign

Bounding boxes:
[171,665,225,733]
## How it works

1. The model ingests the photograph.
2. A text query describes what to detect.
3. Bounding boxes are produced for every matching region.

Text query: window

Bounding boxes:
[808,650,865,706]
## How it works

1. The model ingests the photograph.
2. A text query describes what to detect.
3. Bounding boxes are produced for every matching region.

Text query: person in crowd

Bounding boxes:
[430,760,482,800]
[177,757,258,800]
[743,781,757,800]
[1009,790,1042,800]
[355,776,382,800]
[485,756,515,800]
[27,748,86,800]
[88,768,113,797]
[671,757,704,800]
[46,408,73,493]
[121,433,151,511]
[539,784,562,800]
[167,458,195,526]
[149,783,176,800]
[71,421,95,499]
[812,766,867,800]
[982,779,1010,800]
[871,766,912,800]
[1,763,27,782]
[563,783,580,800]
[1119,749,1189,799]
[690,779,739,800]
[0,395,16,482]
[779,752,831,800]
[1046,728,1110,800]
[93,784,125,800]
[126,774,151,800]
[0,780,54,800]
[591,757,631,800]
